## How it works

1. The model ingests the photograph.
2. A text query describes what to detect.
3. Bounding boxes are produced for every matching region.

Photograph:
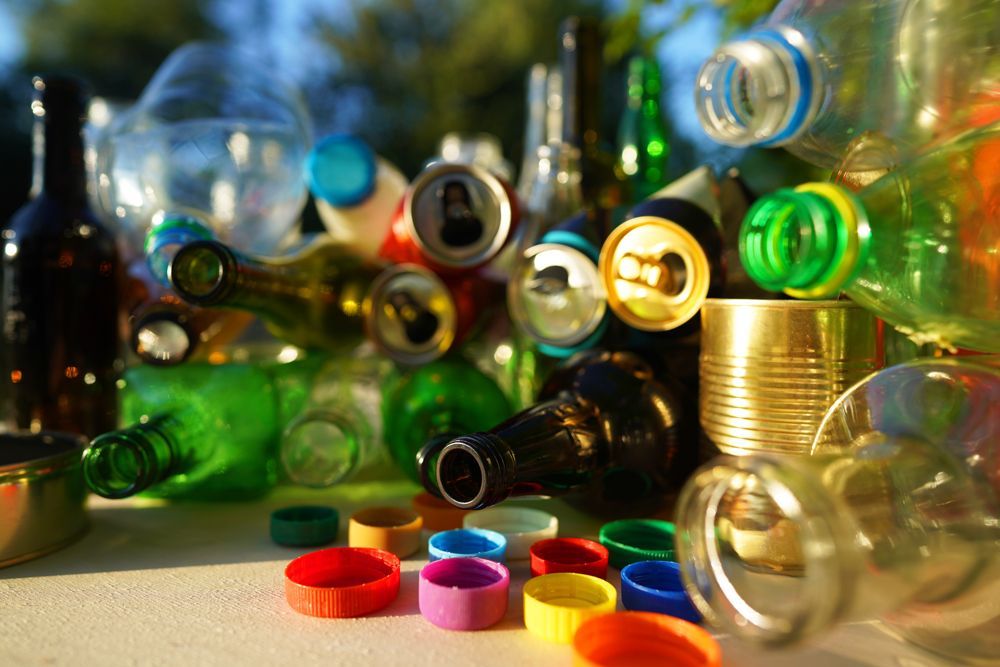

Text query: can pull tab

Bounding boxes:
[528,265,570,297]
[439,180,484,247]
[387,289,439,345]
[616,251,688,296]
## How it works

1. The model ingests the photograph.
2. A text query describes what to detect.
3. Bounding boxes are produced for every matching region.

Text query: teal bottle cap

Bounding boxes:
[599,518,676,569]
[306,133,377,207]
[271,505,340,547]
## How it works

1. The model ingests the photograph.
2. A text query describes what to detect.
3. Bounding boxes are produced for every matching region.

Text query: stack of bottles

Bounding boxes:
[1,3,997,664]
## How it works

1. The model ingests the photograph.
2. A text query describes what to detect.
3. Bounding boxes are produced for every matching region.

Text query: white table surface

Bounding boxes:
[0,469,954,667]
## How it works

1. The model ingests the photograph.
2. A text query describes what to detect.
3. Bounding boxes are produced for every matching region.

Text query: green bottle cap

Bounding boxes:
[599,519,676,570]
[270,505,340,547]
[738,182,869,298]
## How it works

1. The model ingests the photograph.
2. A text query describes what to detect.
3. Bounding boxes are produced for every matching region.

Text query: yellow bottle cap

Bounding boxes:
[598,216,712,332]
[522,573,618,644]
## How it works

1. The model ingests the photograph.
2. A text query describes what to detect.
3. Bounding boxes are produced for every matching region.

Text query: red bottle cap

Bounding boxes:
[284,547,401,618]
[530,538,609,579]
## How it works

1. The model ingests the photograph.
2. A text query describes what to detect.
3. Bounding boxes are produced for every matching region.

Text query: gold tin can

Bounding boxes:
[700,298,883,456]
[1,432,88,568]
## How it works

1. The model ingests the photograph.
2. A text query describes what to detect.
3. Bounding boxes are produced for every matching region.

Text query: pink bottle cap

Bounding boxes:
[418,557,510,631]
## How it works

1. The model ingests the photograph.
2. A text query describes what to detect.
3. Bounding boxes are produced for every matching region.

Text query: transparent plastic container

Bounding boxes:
[740,124,1000,352]
[677,357,1000,664]
[695,0,1000,168]
[96,42,312,255]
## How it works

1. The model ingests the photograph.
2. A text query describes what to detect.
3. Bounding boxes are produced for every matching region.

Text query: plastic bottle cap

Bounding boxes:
[522,573,618,644]
[306,133,378,207]
[530,538,609,579]
[463,506,558,559]
[284,547,400,618]
[270,505,340,547]
[412,491,469,532]
[620,561,700,623]
[348,506,423,558]
[419,557,510,631]
[572,611,721,667]
[599,519,676,569]
[427,528,507,562]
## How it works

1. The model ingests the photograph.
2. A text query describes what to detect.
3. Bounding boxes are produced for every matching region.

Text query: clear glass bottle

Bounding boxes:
[695,0,1000,168]
[307,133,408,261]
[739,124,1000,351]
[0,76,122,437]
[83,349,322,500]
[432,350,691,517]
[676,357,1000,664]
[617,55,671,202]
[281,346,391,488]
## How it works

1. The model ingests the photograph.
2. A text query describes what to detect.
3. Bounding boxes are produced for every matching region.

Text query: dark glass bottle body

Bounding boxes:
[432,350,692,517]
[0,77,121,437]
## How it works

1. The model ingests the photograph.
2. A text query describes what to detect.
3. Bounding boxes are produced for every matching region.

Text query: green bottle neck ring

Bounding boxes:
[739,183,870,298]
[83,421,175,499]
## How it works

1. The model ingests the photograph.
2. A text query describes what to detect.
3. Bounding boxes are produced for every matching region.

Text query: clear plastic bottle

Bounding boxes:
[676,357,1000,664]
[695,0,1000,168]
[739,124,1000,351]
[97,42,312,255]
[306,134,408,261]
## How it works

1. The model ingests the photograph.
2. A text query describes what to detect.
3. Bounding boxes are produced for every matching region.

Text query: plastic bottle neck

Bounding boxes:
[696,27,820,148]
[144,214,214,287]
[83,417,178,498]
[677,441,989,646]
[739,183,869,298]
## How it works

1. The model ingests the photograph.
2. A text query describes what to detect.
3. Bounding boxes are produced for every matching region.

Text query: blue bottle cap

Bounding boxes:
[427,528,507,562]
[620,560,701,623]
[306,133,378,207]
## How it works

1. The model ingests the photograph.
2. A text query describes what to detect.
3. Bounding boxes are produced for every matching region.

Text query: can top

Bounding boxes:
[508,241,606,349]
[366,263,457,365]
[404,162,513,268]
[599,216,712,332]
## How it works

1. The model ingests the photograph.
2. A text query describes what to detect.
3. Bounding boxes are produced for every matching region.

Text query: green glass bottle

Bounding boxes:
[82,349,321,500]
[169,237,463,364]
[382,356,513,485]
[617,56,670,202]
[739,124,1000,352]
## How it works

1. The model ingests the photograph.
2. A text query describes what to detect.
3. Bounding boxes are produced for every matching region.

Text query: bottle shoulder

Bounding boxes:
[4,194,118,255]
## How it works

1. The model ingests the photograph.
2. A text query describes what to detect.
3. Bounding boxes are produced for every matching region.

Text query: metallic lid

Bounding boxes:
[366,263,457,365]
[404,162,513,268]
[508,242,606,348]
[598,216,712,332]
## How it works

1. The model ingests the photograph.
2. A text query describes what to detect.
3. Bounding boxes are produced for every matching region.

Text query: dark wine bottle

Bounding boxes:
[431,350,693,517]
[0,76,121,437]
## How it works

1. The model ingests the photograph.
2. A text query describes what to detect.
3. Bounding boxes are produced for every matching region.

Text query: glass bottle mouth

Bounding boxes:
[281,408,366,488]
[675,456,857,646]
[131,308,194,366]
[695,27,819,148]
[169,240,236,305]
[83,430,162,499]
[739,183,868,298]
[436,434,511,510]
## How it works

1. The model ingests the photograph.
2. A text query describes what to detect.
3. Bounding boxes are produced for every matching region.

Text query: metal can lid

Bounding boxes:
[366,263,457,365]
[509,242,607,349]
[404,162,513,268]
[598,216,712,332]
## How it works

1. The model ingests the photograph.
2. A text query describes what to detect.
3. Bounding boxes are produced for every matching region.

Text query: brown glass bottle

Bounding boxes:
[0,77,121,437]
[431,350,692,517]
[560,16,630,218]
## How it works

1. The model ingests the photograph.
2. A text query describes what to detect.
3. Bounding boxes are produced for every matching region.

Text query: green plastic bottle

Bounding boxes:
[382,356,513,485]
[82,349,321,500]
[739,124,1000,352]
[617,56,671,202]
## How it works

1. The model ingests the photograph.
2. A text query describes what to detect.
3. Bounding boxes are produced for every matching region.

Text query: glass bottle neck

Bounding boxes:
[695,26,820,148]
[31,103,88,203]
[435,396,600,509]
[560,18,602,151]
[739,183,869,298]
[83,415,183,498]
[281,406,371,488]
[678,440,991,646]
